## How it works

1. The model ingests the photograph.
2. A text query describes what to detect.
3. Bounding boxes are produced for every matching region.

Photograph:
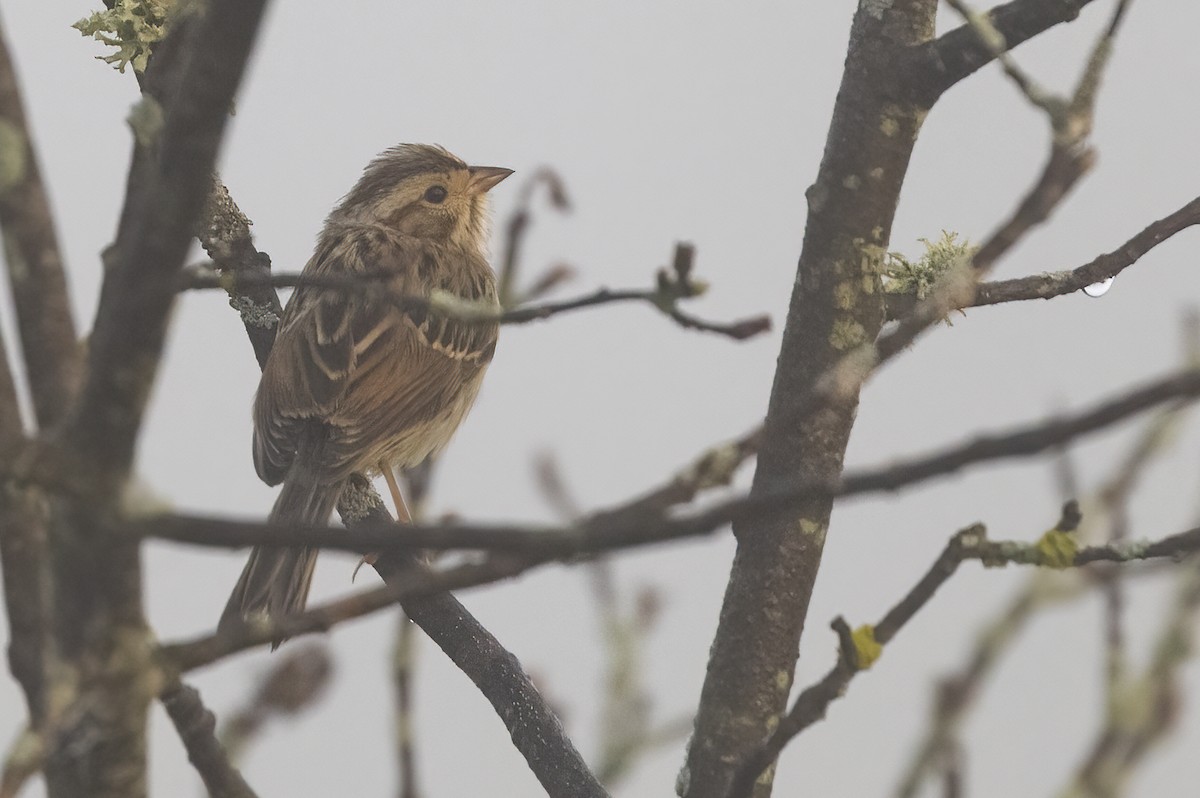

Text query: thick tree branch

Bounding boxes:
[0,10,80,429]
[43,4,269,797]
[910,0,1097,103]
[683,5,940,794]
[160,681,259,798]
[65,0,266,477]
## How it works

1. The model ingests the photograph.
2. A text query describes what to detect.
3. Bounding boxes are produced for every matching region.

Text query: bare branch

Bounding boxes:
[184,242,772,342]
[216,643,332,764]
[0,11,80,428]
[196,179,281,369]
[0,310,52,724]
[67,0,268,480]
[43,3,270,796]
[498,166,572,306]
[885,195,1200,318]
[133,365,1200,559]
[0,726,42,798]
[912,0,1098,103]
[160,681,259,798]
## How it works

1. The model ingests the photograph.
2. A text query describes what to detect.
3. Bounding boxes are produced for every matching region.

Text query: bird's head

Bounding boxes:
[331,143,512,250]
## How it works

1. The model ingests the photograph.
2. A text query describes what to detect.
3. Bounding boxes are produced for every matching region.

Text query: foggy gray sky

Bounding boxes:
[3,2,1200,796]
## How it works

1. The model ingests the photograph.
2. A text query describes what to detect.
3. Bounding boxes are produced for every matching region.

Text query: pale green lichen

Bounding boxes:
[842,174,861,190]
[337,477,385,522]
[798,518,827,545]
[883,231,976,298]
[229,295,279,330]
[127,96,164,149]
[73,0,174,74]
[1034,529,1079,569]
[860,0,894,21]
[0,119,27,193]
[774,669,791,692]
[829,318,868,350]
[851,624,882,670]
[879,117,900,137]
[832,281,857,310]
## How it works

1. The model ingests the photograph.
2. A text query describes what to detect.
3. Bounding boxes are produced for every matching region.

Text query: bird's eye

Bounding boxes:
[424,185,448,204]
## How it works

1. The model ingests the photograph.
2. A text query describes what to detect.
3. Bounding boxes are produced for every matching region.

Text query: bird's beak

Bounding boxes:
[468,165,514,193]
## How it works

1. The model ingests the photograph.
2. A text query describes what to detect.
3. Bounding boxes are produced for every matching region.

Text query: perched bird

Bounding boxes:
[220,144,512,633]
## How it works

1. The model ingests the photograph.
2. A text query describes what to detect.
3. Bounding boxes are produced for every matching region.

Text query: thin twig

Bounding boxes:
[728,505,1092,796]
[182,245,772,342]
[498,166,571,306]
[134,365,1200,559]
[884,195,1200,319]
[160,508,1200,678]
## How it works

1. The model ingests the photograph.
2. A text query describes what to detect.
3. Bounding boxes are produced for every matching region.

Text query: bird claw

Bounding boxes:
[352,552,379,581]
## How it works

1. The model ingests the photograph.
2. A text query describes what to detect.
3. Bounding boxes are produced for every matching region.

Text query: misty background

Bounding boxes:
[2,2,1199,795]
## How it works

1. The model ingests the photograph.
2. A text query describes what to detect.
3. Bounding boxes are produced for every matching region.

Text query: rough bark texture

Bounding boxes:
[43,3,270,796]
[681,3,938,796]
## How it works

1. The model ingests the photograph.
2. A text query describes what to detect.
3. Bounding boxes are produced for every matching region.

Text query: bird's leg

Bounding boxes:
[353,463,413,581]
[382,465,413,524]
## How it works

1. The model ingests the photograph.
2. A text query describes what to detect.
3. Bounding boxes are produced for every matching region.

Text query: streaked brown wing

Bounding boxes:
[252,224,497,485]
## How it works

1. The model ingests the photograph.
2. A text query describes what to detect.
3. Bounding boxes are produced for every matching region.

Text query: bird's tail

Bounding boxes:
[219,455,346,637]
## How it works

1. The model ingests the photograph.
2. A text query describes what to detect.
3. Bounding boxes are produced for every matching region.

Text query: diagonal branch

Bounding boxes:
[66,0,267,480]
[160,681,259,798]
[910,0,1098,104]
[199,177,607,796]
[0,10,80,429]
[884,195,1200,319]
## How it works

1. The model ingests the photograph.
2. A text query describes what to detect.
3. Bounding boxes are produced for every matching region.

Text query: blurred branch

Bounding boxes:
[1062,556,1200,796]
[0,319,52,725]
[913,0,1098,103]
[393,615,420,798]
[0,726,42,798]
[161,681,259,798]
[0,11,80,429]
[498,166,571,306]
[216,642,332,763]
[183,242,772,342]
[160,504,1200,677]
[136,364,1200,559]
[729,505,1087,796]
[43,3,270,797]
[535,454,689,787]
[895,393,1194,798]
[884,195,1200,319]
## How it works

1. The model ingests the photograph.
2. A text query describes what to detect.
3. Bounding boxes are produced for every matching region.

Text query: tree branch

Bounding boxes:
[160,681,259,798]
[0,9,80,429]
[910,0,1097,103]
[884,195,1200,319]
[43,4,270,797]
[726,503,1200,797]
[683,4,940,792]
[184,242,772,342]
[132,364,1200,561]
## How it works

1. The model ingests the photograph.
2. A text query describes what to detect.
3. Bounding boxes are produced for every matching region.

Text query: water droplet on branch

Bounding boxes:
[1082,277,1114,298]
